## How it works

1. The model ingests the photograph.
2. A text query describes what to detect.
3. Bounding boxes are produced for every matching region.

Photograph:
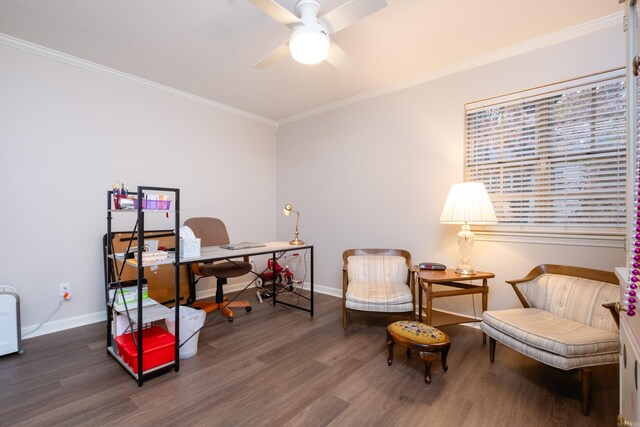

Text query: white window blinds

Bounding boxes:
[464,70,626,238]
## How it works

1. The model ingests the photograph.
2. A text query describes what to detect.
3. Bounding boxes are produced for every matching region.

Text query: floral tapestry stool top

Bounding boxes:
[386,320,451,384]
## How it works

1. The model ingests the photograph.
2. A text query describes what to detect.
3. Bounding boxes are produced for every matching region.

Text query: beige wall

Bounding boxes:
[0,21,628,335]
[275,24,626,316]
[0,43,277,333]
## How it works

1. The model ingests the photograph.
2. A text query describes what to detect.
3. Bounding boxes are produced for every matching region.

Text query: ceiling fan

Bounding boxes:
[249,0,388,71]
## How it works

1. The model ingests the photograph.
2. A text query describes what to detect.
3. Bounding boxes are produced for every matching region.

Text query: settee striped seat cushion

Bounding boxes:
[345,255,413,312]
[482,308,619,370]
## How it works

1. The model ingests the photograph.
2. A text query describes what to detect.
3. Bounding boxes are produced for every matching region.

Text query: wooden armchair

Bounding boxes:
[342,248,415,330]
[480,264,620,415]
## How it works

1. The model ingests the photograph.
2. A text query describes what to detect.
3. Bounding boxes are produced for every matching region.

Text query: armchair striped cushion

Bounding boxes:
[342,250,415,329]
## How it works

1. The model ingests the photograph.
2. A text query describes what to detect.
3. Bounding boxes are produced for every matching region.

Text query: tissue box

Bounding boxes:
[180,238,201,258]
[111,285,149,306]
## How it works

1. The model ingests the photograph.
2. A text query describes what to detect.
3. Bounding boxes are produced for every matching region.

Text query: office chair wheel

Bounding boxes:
[245,306,252,312]
[227,317,234,322]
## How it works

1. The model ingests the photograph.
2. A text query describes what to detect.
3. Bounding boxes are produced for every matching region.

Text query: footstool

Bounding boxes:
[386,320,450,384]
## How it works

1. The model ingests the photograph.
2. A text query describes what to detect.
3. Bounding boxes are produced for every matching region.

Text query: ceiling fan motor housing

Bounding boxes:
[296,0,322,19]
[289,0,330,64]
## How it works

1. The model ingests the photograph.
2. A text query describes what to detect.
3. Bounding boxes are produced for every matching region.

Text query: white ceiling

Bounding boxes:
[0,0,625,124]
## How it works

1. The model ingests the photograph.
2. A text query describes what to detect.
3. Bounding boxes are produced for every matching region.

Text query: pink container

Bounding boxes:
[132,199,171,210]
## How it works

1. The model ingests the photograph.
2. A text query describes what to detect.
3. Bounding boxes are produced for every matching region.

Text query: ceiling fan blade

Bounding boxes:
[253,43,290,69]
[319,0,388,34]
[249,0,300,28]
[325,41,354,73]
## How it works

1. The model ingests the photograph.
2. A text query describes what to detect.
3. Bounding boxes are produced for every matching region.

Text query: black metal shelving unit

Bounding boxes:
[104,185,181,386]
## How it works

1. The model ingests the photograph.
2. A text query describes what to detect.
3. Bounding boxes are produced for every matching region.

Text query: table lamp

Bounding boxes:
[283,204,305,245]
[439,182,497,275]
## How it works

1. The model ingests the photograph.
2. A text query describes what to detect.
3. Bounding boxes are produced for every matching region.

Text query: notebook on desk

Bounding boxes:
[220,242,266,250]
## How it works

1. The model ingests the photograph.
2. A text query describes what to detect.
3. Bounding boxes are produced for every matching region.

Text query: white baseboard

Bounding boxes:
[197,280,342,299]
[22,282,479,338]
[22,281,340,339]
[22,310,107,339]
[413,306,482,330]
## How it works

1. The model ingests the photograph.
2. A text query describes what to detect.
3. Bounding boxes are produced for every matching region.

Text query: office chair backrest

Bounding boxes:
[184,217,230,247]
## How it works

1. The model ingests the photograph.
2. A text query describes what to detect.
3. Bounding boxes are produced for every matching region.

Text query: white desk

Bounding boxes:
[180,241,314,316]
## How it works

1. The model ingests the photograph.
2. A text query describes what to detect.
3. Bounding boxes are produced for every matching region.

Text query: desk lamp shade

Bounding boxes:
[283,204,305,245]
[440,182,497,274]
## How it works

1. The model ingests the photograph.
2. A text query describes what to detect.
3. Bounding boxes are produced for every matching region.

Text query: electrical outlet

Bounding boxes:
[59,282,71,299]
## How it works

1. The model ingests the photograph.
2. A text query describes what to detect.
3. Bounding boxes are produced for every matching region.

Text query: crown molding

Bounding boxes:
[277,12,624,126]
[0,32,279,129]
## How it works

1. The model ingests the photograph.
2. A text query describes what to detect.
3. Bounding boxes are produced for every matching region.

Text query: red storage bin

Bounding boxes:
[115,326,175,373]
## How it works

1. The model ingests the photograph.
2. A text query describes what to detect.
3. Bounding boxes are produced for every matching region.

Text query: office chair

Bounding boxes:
[184,217,252,322]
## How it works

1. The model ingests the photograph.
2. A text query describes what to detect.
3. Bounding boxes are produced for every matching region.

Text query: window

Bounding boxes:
[464,70,627,246]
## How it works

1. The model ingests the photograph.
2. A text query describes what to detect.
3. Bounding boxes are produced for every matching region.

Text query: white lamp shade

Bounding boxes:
[440,182,497,224]
[289,26,330,65]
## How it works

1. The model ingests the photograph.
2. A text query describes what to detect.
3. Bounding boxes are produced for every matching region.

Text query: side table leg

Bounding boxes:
[482,278,488,344]
[426,283,433,326]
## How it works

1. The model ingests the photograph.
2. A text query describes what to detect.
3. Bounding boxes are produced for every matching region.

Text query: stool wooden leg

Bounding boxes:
[419,351,437,384]
[441,346,449,372]
[387,335,395,366]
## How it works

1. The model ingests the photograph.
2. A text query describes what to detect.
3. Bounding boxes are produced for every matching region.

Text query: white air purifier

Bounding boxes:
[0,285,23,356]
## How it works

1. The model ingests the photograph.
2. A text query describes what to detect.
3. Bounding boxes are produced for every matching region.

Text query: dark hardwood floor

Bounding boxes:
[0,292,618,426]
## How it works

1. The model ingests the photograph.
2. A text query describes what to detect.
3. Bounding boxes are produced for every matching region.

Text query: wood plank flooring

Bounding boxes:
[0,292,618,426]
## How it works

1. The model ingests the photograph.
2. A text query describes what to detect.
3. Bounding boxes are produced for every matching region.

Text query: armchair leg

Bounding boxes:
[489,337,496,362]
[581,368,592,416]
[343,305,347,330]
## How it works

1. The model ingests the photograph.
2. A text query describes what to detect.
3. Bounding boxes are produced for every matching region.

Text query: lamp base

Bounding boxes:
[289,237,305,245]
[455,223,475,275]
[455,264,476,275]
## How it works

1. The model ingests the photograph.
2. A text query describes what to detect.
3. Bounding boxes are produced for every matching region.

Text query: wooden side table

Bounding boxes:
[415,268,494,343]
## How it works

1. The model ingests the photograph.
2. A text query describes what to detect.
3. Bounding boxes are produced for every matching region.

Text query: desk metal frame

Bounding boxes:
[183,242,314,317]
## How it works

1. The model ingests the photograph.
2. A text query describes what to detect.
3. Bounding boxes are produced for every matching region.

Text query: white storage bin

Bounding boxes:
[165,306,206,359]
[0,286,22,356]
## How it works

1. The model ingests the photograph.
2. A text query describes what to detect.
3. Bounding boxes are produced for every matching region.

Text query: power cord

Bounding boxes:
[23,297,65,338]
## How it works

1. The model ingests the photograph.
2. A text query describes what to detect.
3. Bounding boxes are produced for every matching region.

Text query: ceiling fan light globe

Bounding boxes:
[289,28,330,65]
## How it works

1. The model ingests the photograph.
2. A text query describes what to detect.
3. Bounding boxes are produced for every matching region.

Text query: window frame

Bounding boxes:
[464,69,627,248]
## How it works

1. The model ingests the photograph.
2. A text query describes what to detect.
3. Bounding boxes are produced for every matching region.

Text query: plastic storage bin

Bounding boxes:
[0,286,22,356]
[165,306,206,359]
[114,326,175,373]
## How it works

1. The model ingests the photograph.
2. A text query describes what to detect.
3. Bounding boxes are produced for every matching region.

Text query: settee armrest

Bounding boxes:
[602,302,620,329]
